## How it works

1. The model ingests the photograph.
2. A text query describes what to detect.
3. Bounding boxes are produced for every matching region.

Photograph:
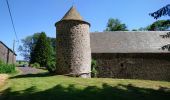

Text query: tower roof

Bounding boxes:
[61,6,83,21]
[56,6,90,26]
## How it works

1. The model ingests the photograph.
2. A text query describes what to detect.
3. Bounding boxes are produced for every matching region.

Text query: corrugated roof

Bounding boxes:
[90,31,170,53]
[61,6,83,21]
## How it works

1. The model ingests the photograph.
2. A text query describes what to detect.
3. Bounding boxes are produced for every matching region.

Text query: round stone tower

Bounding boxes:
[55,6,91,78]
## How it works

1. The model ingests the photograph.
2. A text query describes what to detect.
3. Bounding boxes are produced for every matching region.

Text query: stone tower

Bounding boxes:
[55,6,91,78]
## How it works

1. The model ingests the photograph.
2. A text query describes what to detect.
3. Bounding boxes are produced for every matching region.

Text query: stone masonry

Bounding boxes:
[55,6,170,81]
[92,53,170,81]
[55,7,91,78]
[0,41,16,64]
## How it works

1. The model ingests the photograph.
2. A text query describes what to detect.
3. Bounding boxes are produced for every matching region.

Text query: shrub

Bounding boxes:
[91,59,98,78]
[0,61,16,74]
[46,61,56,73]
[30,62,40,68]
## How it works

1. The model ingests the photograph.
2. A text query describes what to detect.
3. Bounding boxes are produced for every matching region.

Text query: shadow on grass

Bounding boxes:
[10,72,55,79]
[1,83,170,100]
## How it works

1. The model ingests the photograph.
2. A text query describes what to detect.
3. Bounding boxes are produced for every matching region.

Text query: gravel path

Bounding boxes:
[17,67,45,75]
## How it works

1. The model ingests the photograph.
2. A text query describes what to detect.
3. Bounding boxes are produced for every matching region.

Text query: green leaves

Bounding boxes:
[147,20,170,31]
[30,32,53,67]
[105,18,128,31]
[150,4,170,19]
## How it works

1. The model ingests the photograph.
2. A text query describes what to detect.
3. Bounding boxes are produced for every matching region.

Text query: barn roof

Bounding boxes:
[90,31,170,53]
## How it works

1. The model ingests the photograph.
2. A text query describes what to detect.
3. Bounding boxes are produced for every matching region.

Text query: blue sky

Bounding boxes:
[0,0,169,60]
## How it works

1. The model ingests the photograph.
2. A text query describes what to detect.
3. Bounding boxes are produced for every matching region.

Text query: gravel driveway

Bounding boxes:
[17,67,45,75]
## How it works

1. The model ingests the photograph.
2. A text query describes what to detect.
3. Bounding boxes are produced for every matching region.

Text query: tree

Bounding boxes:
[105,18,128,31]
[150,4,170,19]
[149,4,170,51]
[47,37,56,63]
[30,32,53,67]
[137,27,148,31]
[147,20,170,31]
[136,20,170,31]
[18,33,56,61]
[18,33,40,61]
[132,29,138,31]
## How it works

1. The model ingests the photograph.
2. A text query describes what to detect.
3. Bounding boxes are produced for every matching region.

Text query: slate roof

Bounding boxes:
[61,6,83,21]
[56,6,90,26]
[90,31,170,53]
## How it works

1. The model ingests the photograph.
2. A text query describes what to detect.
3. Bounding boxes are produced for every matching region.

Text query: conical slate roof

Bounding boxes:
[61,6,83,21]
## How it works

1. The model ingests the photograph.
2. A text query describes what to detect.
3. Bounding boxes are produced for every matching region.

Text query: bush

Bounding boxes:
[46,61,56,73]
[0,61,16,74]
[91,59,98,78]
[30,62,40,68]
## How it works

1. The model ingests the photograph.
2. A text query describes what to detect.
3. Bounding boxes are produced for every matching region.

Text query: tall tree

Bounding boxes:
[18,33,40,61]
[47,37,56,62]
[19,33,56,61]
[30,32,53,67]
[150,4,170,19]
[105,18,128,31]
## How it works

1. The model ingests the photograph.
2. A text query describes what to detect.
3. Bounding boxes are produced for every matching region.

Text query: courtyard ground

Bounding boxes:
[17,66,46,75]
[0,67,170,100]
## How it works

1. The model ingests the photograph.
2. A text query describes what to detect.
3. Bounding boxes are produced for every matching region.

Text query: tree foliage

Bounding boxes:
[150,4,170,19]
[30,32,53,67]
[105,18,128,31]
[160,32,170,51]
[136,20,170,31]
[18,33,40,61]
[150,4,170,51]
[18,33,56,62]
[147,20,170,31]
[137,27,148,31]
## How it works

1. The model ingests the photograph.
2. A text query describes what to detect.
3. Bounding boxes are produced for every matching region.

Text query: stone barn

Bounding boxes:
[56,6,170,81]
[0,41,16,64]
[91,32,170,81]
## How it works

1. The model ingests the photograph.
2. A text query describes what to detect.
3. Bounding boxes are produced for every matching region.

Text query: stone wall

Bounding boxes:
[0,43,8,63]
[56,20,91,77]
[92,53,170,81]
[0,42,16,64]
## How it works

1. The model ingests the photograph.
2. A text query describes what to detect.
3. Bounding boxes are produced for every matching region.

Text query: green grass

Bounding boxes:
[0,72,170,100]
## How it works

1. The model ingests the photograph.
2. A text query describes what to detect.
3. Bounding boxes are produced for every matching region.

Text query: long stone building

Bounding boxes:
[0,41,16,64]
[56,6,170,81]
[91,32,170,81]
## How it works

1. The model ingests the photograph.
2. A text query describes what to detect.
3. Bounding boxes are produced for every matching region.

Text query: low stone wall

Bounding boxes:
[92,53,170,81]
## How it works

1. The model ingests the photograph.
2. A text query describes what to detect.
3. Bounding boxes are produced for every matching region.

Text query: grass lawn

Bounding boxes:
[0,72,170,100]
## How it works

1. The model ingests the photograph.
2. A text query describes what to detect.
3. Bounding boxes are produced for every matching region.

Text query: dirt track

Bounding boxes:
[0,74,8,88]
